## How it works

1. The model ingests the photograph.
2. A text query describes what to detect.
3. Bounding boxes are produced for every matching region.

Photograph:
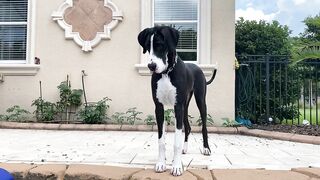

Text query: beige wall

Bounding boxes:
[0,0,235,126]
[211,0,236,124]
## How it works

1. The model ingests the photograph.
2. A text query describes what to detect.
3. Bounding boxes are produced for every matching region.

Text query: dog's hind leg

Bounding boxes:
[194,87,211,156]
[183,92,193,154]
[155,103,166,173]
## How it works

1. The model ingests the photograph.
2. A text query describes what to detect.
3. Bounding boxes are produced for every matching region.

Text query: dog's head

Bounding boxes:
[138,26,179,74]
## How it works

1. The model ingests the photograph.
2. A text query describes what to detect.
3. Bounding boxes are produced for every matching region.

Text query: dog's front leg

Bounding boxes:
[155,104,166,173]
[171,104,184,176]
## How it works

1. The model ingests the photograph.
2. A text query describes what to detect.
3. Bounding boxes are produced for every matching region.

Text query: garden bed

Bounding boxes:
[252,124,320,136]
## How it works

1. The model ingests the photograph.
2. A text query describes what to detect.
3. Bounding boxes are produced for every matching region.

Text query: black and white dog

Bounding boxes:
[138,26,217,176]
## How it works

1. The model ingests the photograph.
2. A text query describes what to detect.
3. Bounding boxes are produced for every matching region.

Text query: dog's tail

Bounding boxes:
[206,69,217,85]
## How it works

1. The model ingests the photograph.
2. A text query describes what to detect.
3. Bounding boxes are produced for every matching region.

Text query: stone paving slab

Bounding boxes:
[292,168,320,179]
[211,169,319,180]
[188,169,213,180]
[0,163,36,179]
[1,163,320,180]
[1,129,320,170]
[130,169,197,180]
[26,164,67,180]
[0,124,319,179]
[1,122,320,145]
[64,164,143,180]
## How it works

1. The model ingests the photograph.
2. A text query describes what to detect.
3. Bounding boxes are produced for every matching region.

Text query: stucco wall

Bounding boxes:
[0,0,235,126]
[211,0,236,124]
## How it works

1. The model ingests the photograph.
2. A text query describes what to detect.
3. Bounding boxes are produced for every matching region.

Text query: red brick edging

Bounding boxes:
[0,122,319,145]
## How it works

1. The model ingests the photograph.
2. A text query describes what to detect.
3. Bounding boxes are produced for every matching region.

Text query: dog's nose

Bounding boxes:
[148,63,157,71]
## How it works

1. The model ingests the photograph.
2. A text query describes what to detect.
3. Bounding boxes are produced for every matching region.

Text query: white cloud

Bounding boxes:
[275,0,320,36]
[246,2,254,7]
[293,0,307,5]
[236,0,320,36]
[236,7,278,22]
[277,0,320,12]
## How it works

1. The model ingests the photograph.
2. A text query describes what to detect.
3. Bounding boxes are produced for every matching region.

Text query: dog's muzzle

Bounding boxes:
[148,62,157,72]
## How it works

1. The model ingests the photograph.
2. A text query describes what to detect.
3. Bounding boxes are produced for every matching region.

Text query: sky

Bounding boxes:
[236,0,320,36]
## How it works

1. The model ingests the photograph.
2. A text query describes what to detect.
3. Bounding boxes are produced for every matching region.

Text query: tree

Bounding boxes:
[291,38,320,62]
[291,13,320,62]
[302,13,320,41]
[236,18,291,55]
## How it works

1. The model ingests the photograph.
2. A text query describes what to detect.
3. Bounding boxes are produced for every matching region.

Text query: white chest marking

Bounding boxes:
[156,74,177,106]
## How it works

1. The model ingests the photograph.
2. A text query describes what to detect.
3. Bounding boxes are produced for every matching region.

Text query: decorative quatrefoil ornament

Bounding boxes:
[52,0,123,52]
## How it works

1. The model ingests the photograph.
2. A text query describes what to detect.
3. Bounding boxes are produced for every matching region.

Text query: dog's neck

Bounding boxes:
[162,52,178,75]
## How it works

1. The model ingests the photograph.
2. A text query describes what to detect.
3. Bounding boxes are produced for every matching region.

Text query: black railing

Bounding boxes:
[235,54,320,125]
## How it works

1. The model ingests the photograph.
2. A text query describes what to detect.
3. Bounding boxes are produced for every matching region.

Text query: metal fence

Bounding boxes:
[235,54,320,125]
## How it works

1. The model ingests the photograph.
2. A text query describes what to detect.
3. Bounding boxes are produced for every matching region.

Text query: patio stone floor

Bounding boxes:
[0,129,319,170]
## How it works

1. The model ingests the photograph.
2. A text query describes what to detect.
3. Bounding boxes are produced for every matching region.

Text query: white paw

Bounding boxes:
[202,147,211,156]
[155,161,166,173]
[182,142,188,154]
[171,162,183,176]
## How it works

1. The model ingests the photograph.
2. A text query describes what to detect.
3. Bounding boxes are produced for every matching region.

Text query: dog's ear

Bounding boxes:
[161,27,180,52]
[138,28,152,54]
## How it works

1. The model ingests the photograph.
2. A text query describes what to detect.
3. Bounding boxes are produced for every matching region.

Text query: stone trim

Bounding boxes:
[0,64,40,76]
[0,122,319,145]
[51,0,123,52]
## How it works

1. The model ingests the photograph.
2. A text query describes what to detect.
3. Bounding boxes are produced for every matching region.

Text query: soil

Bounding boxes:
[252,124,320,136]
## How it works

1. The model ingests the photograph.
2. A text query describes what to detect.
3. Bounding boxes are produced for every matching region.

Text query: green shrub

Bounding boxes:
[112,107,143,125]
[164,109,174,126]
[0,105,30,121]
[78,97,111,124]
[222,118,241,127]
[56,80,83,120]
[69,89,83,106]
[196,114,214,126]
[125,107,142,125]
[31,98,57,121]
[144,115,156,125]
[112,112,126,125]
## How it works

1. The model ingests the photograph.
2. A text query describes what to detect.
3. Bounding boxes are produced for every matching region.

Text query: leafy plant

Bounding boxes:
[112,112,126,125]
[78,97,111,124]
[56,80,83,120]
[57,81,72,108]
[188,114,195,124]
[164,109,174,126]
[0,105,30,121]
[144,115,156,125]
[31,98,57,121]
[196,114,214,126]
[222,118,241,127]
[236,18,291,55]
[70,89,83,106]
[0,114,5,121]
[290,38,320,63]
[126,107,142,125]
[301,13,320,41]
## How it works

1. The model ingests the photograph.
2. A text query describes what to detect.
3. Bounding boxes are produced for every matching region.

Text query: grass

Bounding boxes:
[283,108,319,125]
